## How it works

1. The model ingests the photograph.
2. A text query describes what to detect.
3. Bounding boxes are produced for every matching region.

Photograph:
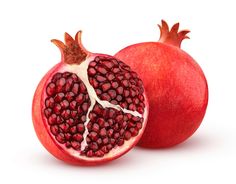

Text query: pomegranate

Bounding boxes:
[115,20,208,148]
[32,31,148,165]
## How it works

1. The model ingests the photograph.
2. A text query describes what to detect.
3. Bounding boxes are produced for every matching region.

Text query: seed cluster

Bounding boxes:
[44,72,90,150]
[81,103,143,157]
[44,55,146,158]
[88,56,145,114]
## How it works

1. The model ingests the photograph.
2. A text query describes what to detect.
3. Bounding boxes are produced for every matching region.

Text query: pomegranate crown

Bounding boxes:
[158,20,190,48]
[51,31,88,65]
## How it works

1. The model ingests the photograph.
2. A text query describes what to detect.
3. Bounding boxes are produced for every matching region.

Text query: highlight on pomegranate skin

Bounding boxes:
[32,31,148,165]
[115,20,208,148]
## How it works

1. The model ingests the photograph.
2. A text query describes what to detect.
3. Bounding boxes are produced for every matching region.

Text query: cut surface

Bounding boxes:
[42,56,147,159]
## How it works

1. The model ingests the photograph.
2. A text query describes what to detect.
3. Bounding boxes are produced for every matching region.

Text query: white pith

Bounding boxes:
[58,56,147,161]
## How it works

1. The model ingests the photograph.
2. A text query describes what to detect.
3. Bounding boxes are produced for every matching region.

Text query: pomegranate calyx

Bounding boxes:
[51,31,88,65]
[158,20,190,48]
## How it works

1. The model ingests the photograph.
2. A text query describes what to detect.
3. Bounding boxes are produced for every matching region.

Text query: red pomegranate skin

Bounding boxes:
[115,20,208,148]
[32,32,148,165]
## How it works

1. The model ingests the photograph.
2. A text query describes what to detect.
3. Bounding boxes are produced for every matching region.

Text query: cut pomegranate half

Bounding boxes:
[32,31,148,165]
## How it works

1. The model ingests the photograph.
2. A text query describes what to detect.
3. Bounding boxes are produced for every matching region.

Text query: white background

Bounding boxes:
[0,0,235,183]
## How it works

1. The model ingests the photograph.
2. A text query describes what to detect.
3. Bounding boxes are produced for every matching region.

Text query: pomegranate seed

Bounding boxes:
[101,146,109,153]
[53,104,62,114]
[57,77,66,87]
[107,144,113,150]
[75,93,84,105]
[59,123,70,132]
[86,137,91,143]
[50,125,59,135]
[97,138,102,145]
[113,132,120,139]
[97,66,107,74]
[102,137,109,144]
[65,133,72,140]
[54,93,65,102]
[117,86,123,94]
[60,99,69,109]
[92,123,100,132]
[108,119,114,126]
[77,124,85,133]
[71,141,81,150]
[70,111,77,118]
[65,92,75,102]
[70,126,77,134]
[87,122,92,131]
[89,142,98,151]
[79,83,86,93]
[73,133,83,142]
[122,80,129,87]
[116,95,122,102]
[101,82,111,92]
[126,98,132,104]
[65,141,71,148]
[132,116,140,122]
[88,67,96,76]
[56,116,63,124]
[100,128,107,137]
[45,97,54,108]
[110,138,116,145]
[95,150,104,157]
[61,109,70,119]
[71,73,79,82]
[124,131,131,140]
[129,127,138,136]
[115,114,123,123]
[107,73,115,81]
[44,108,52,118]
[86,150,93,157]
[124,90,130,97]
[56,133,66,143]
[117,138,124,146]
[136,122,142,129]
[96,75,106,82]
[82,102,89,112]
[46,83,56,96]
[89,61,96,67]
[137,107,144,114]
[102,61,114,69]
[69,100,77,110]
[124,73,131,79]
[107,129,114,137]
[90,132,98,141]
[112,68,120,73]
[95,89,102,95]
[72,83,79,94]
[80,115,86,122]
[52,73,62,82]
[110,100,118,105]
[111,81,119,89]
[101,93,111,101]
[108,89,116,99]
[48,114,57,125]
[97,118,105,127]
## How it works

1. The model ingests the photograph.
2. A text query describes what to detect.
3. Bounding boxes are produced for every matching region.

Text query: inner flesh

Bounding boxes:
[43,56,145,157]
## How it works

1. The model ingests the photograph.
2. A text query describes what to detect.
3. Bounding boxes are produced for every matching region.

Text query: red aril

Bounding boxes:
[32,31,148,165]
[115,20,208,148]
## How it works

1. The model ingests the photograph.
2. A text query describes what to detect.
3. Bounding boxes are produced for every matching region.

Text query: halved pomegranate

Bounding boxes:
[32,31,148,165]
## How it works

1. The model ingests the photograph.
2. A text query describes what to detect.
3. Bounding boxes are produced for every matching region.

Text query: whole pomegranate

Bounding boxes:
[115,20,208,148]
[32,31,148,165]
